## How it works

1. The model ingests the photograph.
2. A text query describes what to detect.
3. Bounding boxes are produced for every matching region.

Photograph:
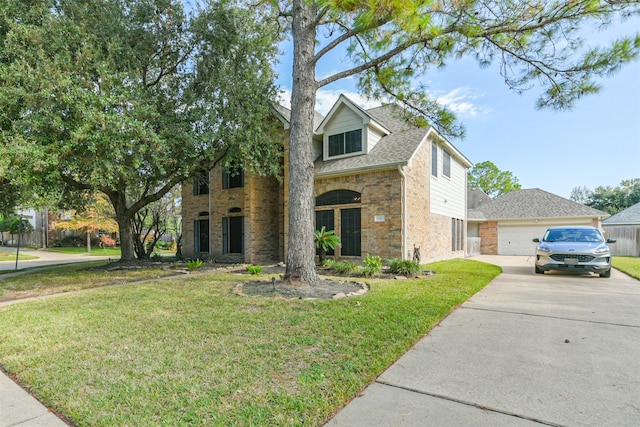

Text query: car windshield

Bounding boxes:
[543,229,604,243]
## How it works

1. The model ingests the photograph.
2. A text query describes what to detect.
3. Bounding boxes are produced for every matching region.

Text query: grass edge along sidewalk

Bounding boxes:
[0,259,499,426]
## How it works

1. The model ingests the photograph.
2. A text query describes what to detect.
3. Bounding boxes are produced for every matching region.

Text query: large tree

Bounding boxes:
[468,161,522,198]
[272,0,640,283]
[571,178,640,214]
[0,0,282,260]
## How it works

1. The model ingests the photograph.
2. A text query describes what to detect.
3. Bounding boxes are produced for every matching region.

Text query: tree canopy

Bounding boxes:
[468,161,522,198]
[273,0,640,283]
[0,0,283,260]
[571,178,640,214]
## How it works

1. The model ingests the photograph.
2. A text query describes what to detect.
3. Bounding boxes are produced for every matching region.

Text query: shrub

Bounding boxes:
[186,259,204,270]
[99,235,116,248]
[388,258,421,276]
[246,265,263,275]
[52,235,84,247]
[151,252,163,262]
[330,260,357,275]
[361,254,382,277]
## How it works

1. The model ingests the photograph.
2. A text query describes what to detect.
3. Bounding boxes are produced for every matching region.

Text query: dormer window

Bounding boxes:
[328,129,362,157]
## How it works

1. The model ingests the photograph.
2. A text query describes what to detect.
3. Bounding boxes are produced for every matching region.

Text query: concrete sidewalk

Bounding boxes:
[327,255,640,426]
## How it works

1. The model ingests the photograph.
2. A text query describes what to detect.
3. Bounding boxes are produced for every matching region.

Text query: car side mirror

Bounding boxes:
[532,238,540,243]
[606,238,616,243]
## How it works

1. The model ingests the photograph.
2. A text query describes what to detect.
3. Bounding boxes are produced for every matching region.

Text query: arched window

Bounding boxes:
[228,207,242,213]
[316,190,361,207]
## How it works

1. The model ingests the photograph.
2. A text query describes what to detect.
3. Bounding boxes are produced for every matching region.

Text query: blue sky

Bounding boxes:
[274,16,640,199]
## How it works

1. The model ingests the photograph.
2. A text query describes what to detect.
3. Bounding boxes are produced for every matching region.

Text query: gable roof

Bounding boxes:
[602,202,640,225]
[315,94,391,136]
[471,188,609,221]
[314,101,471,177]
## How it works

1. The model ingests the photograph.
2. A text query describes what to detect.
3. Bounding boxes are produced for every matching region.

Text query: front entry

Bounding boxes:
[340,208,361,256]
[223,216,243,254]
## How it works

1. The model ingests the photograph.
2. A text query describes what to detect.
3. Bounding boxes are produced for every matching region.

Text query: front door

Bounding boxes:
[340,208,361,256]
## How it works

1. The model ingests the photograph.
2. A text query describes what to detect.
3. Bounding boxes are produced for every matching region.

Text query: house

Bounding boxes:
[602,202,640,256]
[181,95,473,264]
[468,188,609,255]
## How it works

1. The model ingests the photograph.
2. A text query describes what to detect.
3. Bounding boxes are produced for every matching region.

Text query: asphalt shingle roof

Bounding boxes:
[472,188,608,220]
[314,104,430,176]
[602,202,640,224]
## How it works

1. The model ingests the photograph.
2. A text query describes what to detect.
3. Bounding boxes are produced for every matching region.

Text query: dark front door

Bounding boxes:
[340,208,361,256]
[223,216,244,254]
[195,219,209,253]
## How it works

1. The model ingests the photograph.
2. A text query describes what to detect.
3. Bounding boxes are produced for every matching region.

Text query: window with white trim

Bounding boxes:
[328,129,362,157]
[443,150,451,178]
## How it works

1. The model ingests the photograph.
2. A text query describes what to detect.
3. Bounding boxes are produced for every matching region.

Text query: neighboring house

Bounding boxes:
[182,94,473,264]
[468,188,609,255]
[602,202,640,256]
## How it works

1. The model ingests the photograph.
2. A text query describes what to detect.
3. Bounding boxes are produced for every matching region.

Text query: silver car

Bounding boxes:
[533,226,616,278]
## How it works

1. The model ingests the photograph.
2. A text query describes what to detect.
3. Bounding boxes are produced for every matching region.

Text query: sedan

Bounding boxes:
[533,226,616,278]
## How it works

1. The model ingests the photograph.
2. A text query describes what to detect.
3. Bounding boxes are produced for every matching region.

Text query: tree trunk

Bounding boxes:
[285,0,319,284]
[116,214,135,261]
[86,231,91,253]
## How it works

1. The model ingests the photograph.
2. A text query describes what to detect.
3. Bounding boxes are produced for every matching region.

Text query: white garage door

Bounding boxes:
[498,224,551,255]
[498,220,594,255]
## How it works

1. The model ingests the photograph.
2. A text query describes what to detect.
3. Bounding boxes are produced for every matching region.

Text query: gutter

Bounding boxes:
[398,165,407,260]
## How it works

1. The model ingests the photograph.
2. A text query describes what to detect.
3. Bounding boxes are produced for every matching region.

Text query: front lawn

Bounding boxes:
[0,262,179,301]
[612,256,640,280]
[0,259,500,426]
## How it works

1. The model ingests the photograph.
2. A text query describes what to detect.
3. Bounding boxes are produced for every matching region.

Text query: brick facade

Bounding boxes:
[479,221,498,255]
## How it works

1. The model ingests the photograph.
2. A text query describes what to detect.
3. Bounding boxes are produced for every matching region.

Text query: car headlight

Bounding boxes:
[594,246,610,254]
[537,245,551,253]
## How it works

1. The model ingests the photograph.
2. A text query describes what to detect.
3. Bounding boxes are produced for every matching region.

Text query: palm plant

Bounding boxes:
[314,226,341,264]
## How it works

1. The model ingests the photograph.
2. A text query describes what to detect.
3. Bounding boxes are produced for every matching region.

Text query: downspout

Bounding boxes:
[398,165,407,260]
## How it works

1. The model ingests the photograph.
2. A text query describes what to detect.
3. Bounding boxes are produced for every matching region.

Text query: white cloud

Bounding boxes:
[279,85,489,118]
[436,87,490,117]
[278,88,384,115]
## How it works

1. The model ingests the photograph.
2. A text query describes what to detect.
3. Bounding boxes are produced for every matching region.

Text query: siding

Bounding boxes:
[430,145,466,219]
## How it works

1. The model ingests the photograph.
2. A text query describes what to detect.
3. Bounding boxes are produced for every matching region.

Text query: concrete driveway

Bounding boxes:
[327,255,640,426]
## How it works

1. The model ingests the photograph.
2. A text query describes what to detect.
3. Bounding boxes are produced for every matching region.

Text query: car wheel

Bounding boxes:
[535,266,544,274]
[599,269,611,278]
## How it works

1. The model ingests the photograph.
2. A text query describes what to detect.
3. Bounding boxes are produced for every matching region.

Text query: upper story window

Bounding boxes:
[193,173,209,196]
[443,150,451,178]
[431,143,438,177]
[222,169,244,189]
[328,129,362,157]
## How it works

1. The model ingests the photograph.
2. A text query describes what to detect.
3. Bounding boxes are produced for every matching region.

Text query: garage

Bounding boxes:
[469,189,608,256]
[498,224,552,255]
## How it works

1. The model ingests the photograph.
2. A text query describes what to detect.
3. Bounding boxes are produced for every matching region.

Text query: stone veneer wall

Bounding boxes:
[314,169,404,260]
[479,221,498,254]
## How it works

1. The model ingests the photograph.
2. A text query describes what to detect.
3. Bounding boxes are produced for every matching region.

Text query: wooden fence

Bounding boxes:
[603,225,640,256]
[466,237,481,257]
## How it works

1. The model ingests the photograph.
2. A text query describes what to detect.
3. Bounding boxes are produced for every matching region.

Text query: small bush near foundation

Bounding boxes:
[186,259,204,270]
[246,265,263,275]
[388,259,420,276]
[361,254,382,277]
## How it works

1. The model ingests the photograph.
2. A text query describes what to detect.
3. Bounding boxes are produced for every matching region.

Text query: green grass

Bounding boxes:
[612,256,640,280]
[0,259,500,426]
[46,247,123,257]
[0,251,39,262]
[0,262,179,301]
